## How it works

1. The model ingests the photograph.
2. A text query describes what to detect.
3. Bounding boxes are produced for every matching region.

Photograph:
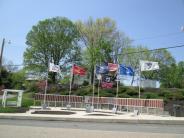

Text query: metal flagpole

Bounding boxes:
[139,61,141,99]
[43,60,49,109]
[91,65,96,112]
[68,64,73,109]
[97,59,101,110]
[115,64,119,109]
[113,57,119,113]
[97,78,100,109]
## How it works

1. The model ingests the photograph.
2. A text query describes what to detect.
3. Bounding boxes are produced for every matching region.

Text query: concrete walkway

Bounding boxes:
[0,106,184,125]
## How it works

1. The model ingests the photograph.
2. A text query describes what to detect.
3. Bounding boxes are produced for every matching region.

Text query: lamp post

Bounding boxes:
[0,38,11,75]
[0,38,5,72]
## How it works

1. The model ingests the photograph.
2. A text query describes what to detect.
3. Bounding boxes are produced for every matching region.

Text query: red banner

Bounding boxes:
[72,65,86,76]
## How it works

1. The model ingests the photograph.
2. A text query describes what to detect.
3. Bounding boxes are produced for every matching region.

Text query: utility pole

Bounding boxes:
[0,38,5,75]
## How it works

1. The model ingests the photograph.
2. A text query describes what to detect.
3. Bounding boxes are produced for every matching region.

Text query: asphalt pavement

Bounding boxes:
[0,119,184,138]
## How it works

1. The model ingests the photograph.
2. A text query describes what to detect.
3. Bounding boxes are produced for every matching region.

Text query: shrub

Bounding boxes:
[119,86,128,93]
[99,90,114,97]
[36,81,46,92]
[22,99,34,107]
[24,81,39,93]
[82,80,89,86]
[172,92,184,100]
[163,91,173,100]
[48,84,60,93]
[118,93,131,98]
[126,88,138,96]
[143,92,159,99]
[75,85,93,96]
[0,107,28,113]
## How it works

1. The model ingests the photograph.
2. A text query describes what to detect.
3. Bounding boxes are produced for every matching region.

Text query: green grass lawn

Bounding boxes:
[0,107,29,113]
[0,92,34,113]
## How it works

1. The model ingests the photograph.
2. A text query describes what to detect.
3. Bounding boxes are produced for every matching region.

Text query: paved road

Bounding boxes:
[0,119,184,138]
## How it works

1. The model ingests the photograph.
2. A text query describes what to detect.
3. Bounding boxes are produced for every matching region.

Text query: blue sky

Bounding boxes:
[1,0,184,66]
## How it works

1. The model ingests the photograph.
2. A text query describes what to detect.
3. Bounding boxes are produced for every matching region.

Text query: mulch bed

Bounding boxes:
[31,110,76,115]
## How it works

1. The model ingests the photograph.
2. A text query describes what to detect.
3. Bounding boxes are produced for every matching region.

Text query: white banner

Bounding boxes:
[96,74,102,80]
[49,63,60,72]
[140,60,159,71]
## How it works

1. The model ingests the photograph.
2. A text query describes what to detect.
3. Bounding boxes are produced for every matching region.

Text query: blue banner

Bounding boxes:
[96,65,109,74]
[119,64,134,76]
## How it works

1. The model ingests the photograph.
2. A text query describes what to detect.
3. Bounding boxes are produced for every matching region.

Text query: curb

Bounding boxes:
[0,115,184,125]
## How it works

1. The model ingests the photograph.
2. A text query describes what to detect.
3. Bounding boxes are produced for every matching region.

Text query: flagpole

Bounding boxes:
[139,61,141,99]
[68,64,73,109]
[97,59,101,110]
[115,64,119,109]
[43,60,49,109]
[91,65,96,112]
[43,72,48,108]
[97,78,100,109]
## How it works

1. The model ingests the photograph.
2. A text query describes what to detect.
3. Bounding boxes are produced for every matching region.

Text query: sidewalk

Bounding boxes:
[0,107,184,125]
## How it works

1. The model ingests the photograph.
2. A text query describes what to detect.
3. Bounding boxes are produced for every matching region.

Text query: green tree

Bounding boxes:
[160,61,184,88]
[120,46,175,85]
[10,69,26,89]
[160,63,178,88]
[76,17,117,83]
[24,17,80,83]
[113,31,132,62]
[177,61,184,88]
[0,67,12,88]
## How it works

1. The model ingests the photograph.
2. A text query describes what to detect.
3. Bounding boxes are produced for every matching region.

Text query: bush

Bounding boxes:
[172,92,184,100]
[99,90,114,97]
[82,80,89,86]
[24,81,39,93]
[158,91,165,97]
[163,91,174,100]
[22,99,34,107]
[0,107,28,113]
[143,92,159,99]
[119,86,128,93]
[118,93,131,98]
[126,88,138,96]
[75,85,93,96]
[48,84,60,93]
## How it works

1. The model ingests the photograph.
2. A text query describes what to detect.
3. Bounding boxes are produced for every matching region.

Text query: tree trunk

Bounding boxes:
[90,66,94,84]
[50,72,56,83]
[72,74,74,85]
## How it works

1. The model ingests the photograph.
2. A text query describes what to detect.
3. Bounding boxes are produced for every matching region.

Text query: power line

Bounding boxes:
[119,44,184,56]
[133,32,183,41]
[3,44,184,67]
